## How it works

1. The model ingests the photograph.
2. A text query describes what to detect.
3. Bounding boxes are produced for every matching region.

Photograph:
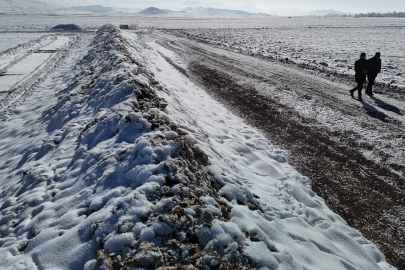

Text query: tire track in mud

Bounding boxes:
[158,35,405,169]
[156,34,405,122]
[155,35,405,269]
[183,41,404,134]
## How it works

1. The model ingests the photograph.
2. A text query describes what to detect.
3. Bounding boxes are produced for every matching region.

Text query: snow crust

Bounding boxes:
[0,24,396,270]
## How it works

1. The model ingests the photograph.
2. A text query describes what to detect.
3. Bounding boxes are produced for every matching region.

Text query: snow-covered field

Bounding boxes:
[0,36,70,93]
[168,23,405,88]
[0,35,56,69]
[0,33,48,53]
[0,23,396,269]
[1,15,404,88]
[0,14,135,31]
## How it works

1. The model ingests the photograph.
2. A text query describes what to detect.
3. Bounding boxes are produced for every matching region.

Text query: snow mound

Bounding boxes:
[0,24,267,270]
[51,24,82,31]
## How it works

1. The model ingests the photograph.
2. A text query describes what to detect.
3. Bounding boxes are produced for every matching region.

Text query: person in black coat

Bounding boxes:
[366,52,381,96]
[350,53,368,101]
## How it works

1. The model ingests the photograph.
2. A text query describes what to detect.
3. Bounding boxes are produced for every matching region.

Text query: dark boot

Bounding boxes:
[358,90,363,101]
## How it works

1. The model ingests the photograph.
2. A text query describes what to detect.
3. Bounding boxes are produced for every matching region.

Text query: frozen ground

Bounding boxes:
[0,36,70,94]
[147,28,405,268]
[168,25,405,88]
[0,14,137,31]
[0,34,56,71]
[140,34,397,269]
[149,31,405,168]
[0,33,47,53]
[1,15,404,88]
[2,14,405,30]
[0,24,397,270]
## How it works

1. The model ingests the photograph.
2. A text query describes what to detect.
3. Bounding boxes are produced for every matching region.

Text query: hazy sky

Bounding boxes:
[51,0,405,13]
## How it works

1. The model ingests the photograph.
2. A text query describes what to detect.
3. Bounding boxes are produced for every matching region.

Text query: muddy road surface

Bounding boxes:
[149,32,405,269]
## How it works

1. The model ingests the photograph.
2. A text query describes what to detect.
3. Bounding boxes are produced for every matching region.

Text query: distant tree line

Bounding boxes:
[324,13,352,17]
[355,11,405,18]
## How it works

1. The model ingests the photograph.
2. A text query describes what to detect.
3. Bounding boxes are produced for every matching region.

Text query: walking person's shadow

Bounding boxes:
[358,99,389,122]
[370,95,403,116]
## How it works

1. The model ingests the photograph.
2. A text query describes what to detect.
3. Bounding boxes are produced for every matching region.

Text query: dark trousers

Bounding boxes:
[366,75,377,94]
[351,80,365,99]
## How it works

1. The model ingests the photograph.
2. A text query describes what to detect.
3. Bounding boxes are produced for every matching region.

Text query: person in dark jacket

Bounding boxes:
[350,53,368,101]
[366,52,381,95]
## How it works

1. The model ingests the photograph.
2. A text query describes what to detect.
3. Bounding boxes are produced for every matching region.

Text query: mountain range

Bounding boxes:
[0,0,353,17]
[183,7,272,17]
[137,6,353,17]
[180,1,353,16]
[138,7,172,15]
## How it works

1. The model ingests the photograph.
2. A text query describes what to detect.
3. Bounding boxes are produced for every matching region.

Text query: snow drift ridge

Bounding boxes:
[0,24,273,270]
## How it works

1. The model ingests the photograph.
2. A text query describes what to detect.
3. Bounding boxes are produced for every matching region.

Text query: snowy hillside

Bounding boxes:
[184,7,272,17]
[138,7,172,15]
[0,0,61,14]
[0,0,106,14]
[0,25,395,269]
[308,9,353,16]
[73,5,115,13]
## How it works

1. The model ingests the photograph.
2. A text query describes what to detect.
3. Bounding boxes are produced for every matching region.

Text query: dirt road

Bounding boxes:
[151,32,405,269]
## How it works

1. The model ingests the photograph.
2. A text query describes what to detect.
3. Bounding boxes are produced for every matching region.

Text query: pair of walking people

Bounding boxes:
[350,52,381,101]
